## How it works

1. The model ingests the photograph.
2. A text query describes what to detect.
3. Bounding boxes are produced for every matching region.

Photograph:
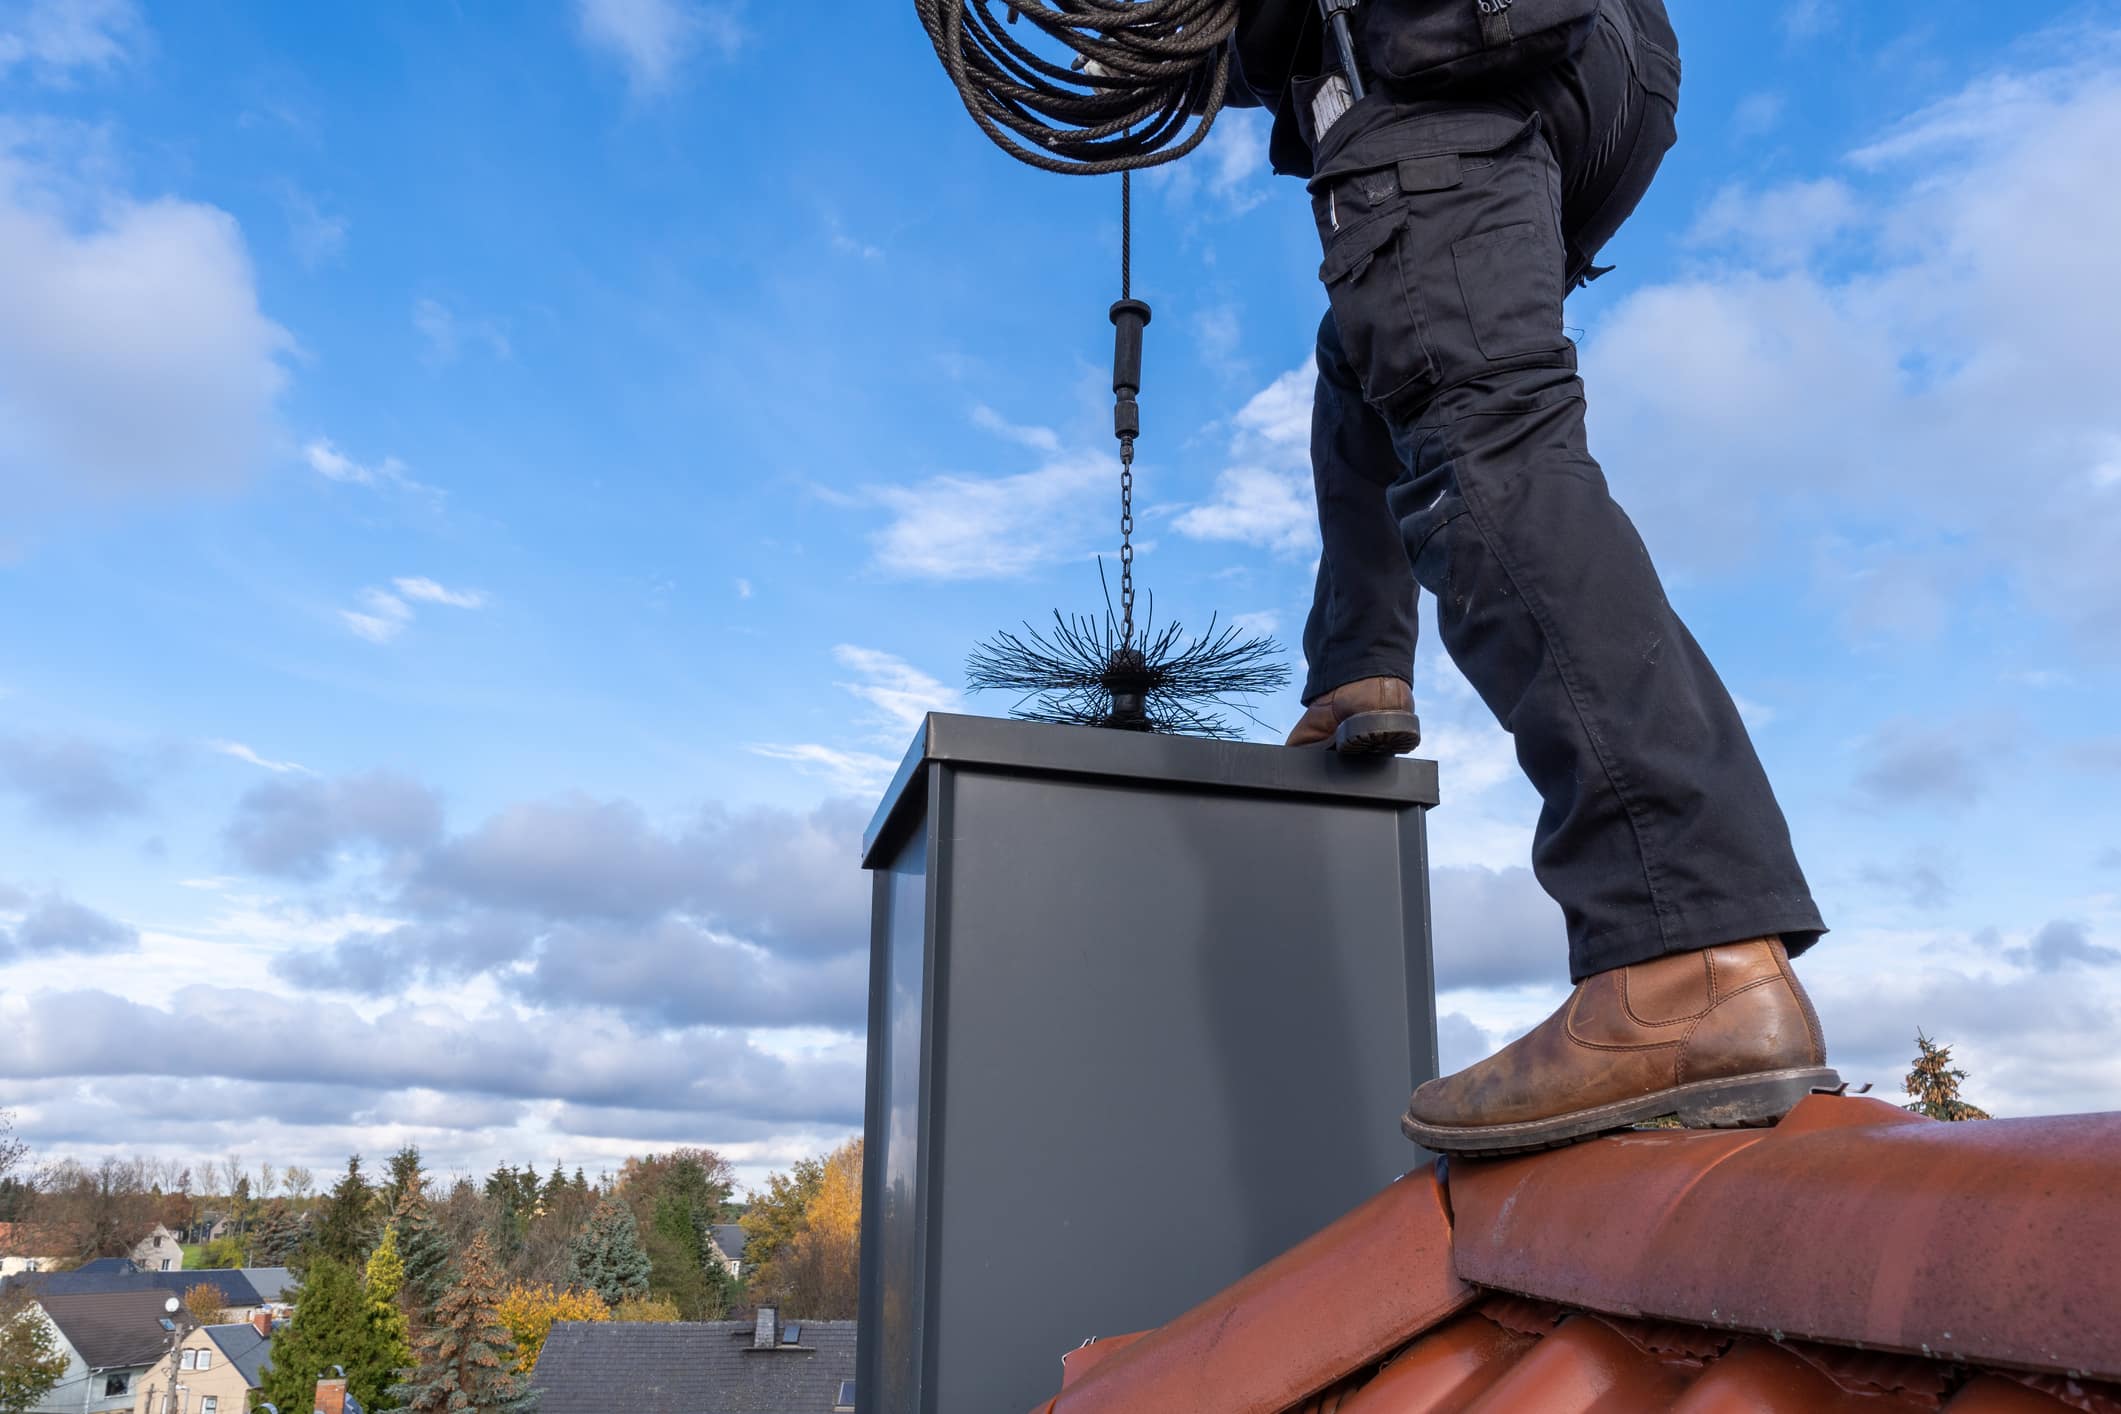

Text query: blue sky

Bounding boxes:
[2,0,2118,1192]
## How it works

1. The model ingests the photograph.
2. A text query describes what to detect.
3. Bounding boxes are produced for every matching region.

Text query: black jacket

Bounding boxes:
[1228,0,1322,174]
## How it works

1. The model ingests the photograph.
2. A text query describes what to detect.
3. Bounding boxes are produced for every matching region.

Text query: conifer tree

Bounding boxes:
[256,1256,401,1413]
[364,1226,413,1381]
[383,1232,537,1413]
[1904,1031,1992,1121]
[566,1198,650,1307]
[383,1145,425,1215]
[391,1186,454,1320]
[250,1200,308,1268]
[314,1154,374,1267]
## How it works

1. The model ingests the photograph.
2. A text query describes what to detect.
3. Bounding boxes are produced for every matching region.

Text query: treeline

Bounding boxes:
[1,1115,863,1404]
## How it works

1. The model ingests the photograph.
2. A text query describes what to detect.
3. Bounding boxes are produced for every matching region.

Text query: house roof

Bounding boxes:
[36,1289,177,1370]
[712,1224,749,1262]
[533,1319,857,1414]
[240,1266,295,1302]
[3,1266,263,1308]
[203,1321,274,1386]
[1027,1095,2121,1413]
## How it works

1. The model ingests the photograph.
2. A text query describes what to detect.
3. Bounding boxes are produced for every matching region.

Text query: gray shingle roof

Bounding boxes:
[203,1322,274,1386]
[712,1224,749,1263]
[36,1289,176,1370]
[239,1267,295,1302]
[4,1267,263,1309]
[533,1320,857,1414]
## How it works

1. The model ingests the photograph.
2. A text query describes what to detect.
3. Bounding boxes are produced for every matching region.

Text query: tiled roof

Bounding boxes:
[713,1223,750,1262]
[239,1266,296,1302]
[1028,1096,2121,1413]
[203,1321,274,1386]
[533,1318,857,1414]
[5,1266,263,1308]
[36,1289,176,1370]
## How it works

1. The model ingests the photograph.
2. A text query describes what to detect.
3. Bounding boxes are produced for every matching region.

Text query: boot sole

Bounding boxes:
[1401,1065,1844,1157]
[1333,710,1422,756]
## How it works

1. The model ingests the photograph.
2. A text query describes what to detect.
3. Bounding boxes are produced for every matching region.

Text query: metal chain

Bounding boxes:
[1118,171,1135,644]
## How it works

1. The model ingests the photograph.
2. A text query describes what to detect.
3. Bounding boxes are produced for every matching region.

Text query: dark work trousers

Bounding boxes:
[1298,0,1825,980]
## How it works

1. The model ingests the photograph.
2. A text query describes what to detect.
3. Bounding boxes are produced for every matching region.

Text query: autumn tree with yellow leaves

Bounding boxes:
[495,1281,610,1371]
[741,1138,861,1319]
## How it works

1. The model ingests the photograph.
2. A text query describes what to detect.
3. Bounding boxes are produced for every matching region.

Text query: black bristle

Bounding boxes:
[965,566,1290,739]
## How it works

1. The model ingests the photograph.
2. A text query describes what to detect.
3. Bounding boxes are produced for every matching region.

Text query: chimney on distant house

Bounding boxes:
[753,1306,778,1350]
[314,1376,348,1414]
[250,1310,272,1337]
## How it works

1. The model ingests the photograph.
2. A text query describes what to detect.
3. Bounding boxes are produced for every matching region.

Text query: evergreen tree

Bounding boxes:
[383,1145,425,1215]
[255,1256,401,1413]
[1905,1031,1992,1121]
[541,1164,568,1208]
[392,1187,454,1320]
[364,1226,413,1384]
[383,1232,537,1413]
[314,1154,374,1267]
[566,1199,650,1307]
[250,1200,309,1269]
[570,1168,588,1198]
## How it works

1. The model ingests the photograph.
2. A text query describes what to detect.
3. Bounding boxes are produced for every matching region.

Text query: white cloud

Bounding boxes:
[574,0,742,94]
[280,185,346,269]
[747,743,899,796]
[207,740,311,775]
[1687,177,1861,268]
[869,447,1112,580]
[0,126,292,506]
[1173,359,1319,555]
[1582,41,2121,651]
[392,576,486,610]
[0,0,141,82]
[340,578,483,642]
[971,403,1060,454]
[304,437,418,489]
[1781,0,1833,40]
[1732,91,1787,139]
[832,645,961,736]
[412,296,511,364]
[341,589,413,644]
[735,577,753,599]
[1174,465,1315,554]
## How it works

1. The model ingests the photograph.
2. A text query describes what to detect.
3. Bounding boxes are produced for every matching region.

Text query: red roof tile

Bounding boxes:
[1450,1096,2121,1382]
[1030,1165,1472,1414]
[1030,1096,2121,1413]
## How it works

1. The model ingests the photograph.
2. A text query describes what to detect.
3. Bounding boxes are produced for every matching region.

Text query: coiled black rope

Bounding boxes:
[916,0,1243,174]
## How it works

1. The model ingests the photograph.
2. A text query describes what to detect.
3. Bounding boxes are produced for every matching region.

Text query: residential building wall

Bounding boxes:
[24,1308,147,1414]
[130,1226,183,1273]
[0,1253,57,1276]
[131,1325,253,1414]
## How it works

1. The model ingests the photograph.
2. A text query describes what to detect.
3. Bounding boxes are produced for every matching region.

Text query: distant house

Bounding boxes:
[130,1226,182,1273]
[22,1289,176,1413]
[709,1223,748,1276]
[534,1309,856,1414]
[0,1221,58,1277]
[132,1315,274,1414]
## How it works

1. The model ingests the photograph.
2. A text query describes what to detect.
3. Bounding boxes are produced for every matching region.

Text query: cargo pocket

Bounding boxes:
[1319,206,1435,411]
[1452,219,1567,361]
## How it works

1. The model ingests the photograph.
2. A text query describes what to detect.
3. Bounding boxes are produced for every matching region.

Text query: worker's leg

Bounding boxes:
[1308,99,1832,1149]
[1289,311,1424,753]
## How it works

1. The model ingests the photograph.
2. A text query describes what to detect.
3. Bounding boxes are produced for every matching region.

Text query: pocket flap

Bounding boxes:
[1398,153,1464,193]
[1318,210,1404,285]
[1310,109,1538,189]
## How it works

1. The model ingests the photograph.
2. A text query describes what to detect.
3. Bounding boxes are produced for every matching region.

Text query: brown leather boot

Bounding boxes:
[1284,676,1421,755]
[1402,937,1839,1155]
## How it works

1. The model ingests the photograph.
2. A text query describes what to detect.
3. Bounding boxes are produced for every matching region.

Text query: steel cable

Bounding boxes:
[915,0,1243,174]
